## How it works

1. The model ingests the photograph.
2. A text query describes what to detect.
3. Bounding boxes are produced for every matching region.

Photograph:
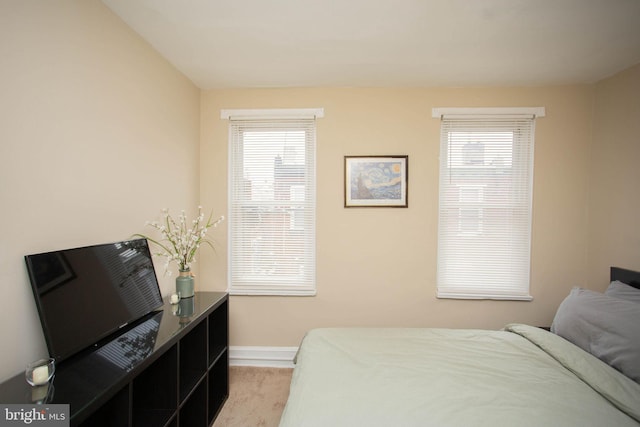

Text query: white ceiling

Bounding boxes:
[101,0,640,89]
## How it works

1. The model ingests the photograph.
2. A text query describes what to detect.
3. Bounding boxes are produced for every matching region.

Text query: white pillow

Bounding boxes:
[551,287,640,382]
[605,280,640,304]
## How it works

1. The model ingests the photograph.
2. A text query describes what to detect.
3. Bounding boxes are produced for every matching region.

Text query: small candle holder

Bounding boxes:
[25,358,55,386]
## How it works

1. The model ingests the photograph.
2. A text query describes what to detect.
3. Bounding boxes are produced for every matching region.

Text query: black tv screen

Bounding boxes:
[25,238,164,362]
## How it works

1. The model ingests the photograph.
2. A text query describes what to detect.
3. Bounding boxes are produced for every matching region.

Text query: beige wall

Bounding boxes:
[587,63,640,287]
[0,1,200,381]
[200,86,595,348]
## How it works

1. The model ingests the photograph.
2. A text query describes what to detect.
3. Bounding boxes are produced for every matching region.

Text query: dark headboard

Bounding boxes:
[610,267,640,289]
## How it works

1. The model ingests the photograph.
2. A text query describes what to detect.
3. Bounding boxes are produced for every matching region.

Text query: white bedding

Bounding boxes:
[279,325,640,427]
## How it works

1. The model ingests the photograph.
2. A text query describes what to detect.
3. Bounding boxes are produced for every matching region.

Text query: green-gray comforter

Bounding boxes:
[279,325,640,427]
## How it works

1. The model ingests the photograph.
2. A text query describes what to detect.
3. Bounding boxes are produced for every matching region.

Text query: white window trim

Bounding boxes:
[221,108,324,120]
[433,107,544,301]
[432,107,545,119]
[223,108,323,297]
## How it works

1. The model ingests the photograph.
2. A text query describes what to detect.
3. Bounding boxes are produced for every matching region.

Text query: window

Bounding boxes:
[222,108,323,295]
[432,107,545,300]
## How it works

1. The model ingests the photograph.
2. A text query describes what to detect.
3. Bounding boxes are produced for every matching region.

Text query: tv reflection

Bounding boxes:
[95,311,162,372]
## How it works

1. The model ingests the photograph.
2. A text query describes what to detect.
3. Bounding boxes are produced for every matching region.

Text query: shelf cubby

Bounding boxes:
[78,385,130,427]
[132,345,178,427]
[179,320,207,402]
[208,348,229,424]
[209,299,229,366]
[180,380,207,426]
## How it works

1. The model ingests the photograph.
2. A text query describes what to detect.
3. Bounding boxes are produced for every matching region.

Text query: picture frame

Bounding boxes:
[344,155,408,207]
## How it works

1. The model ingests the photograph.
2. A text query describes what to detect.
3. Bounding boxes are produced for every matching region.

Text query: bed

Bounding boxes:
[279,267,640,427]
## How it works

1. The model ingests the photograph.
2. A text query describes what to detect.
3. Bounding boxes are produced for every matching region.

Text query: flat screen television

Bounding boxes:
[25,238,164,362]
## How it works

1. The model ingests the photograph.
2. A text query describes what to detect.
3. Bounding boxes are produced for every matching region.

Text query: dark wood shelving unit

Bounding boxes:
[0,292,229,427]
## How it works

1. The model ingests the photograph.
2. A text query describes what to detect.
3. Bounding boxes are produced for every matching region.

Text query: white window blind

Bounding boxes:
[434,108,543,300]
[225,109,321,296]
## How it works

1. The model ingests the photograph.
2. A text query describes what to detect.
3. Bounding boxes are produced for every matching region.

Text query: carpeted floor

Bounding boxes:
[212,366,294,427]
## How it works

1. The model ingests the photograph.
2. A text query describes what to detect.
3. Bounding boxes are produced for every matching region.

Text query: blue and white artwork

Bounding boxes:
[345,156,407,207]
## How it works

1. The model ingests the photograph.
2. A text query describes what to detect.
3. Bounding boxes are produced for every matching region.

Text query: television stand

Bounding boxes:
[0,292,229,427]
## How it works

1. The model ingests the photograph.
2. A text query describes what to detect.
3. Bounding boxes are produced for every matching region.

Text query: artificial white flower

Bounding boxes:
[134,206,224,275]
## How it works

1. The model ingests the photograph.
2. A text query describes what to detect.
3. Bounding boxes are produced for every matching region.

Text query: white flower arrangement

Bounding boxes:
[135,206,224,275]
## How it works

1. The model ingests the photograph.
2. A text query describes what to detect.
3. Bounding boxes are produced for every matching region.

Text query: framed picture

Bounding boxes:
[344,155,408,207]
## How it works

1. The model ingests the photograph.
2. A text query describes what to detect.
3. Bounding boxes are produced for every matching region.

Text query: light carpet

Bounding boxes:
[212,366,293,427]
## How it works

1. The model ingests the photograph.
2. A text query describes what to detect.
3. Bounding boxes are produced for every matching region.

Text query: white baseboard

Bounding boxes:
[229,346,298,368]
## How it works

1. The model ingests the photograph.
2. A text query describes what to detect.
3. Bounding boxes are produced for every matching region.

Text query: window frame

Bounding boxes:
[432,107,544,301]
[222,108,323,296]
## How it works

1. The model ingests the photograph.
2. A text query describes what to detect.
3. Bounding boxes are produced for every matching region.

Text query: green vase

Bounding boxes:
[176,269,194,298]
